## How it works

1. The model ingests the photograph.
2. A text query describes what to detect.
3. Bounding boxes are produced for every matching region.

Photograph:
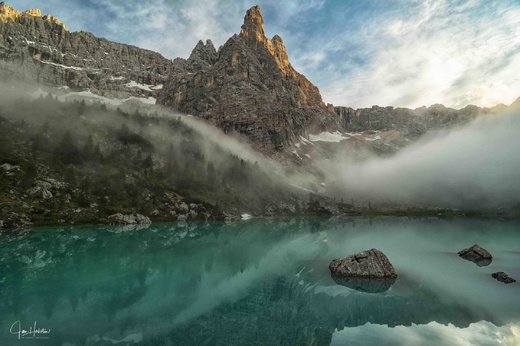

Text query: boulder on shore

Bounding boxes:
[458,244,492,266]
[108,213,151,225]
[492,272,516,284]
[329,249,397,293]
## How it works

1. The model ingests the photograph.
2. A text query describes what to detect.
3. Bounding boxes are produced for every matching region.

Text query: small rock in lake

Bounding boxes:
[492,272,516,284]
[458,244,492,266]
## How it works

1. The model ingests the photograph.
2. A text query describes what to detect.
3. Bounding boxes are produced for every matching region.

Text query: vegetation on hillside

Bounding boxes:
[0,95,316,227]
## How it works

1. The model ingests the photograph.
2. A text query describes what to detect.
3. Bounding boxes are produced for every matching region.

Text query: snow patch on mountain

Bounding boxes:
[39,60,84,71]
[309,131,348,143]
[126,81,153,91]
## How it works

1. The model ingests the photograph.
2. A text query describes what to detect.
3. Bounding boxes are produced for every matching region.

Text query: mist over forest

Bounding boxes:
[0,84,327,227]
[2,81,519,229]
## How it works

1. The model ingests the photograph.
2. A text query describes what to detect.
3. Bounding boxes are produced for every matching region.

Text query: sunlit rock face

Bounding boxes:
[0,2,21,23]
[0,2,171,98]
[157,5,339,153]
[22,8,42,18]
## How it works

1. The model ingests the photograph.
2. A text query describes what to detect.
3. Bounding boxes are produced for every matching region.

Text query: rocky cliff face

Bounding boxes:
[157,6,339,152]
[0,2,172,99]
[335,103,489,138]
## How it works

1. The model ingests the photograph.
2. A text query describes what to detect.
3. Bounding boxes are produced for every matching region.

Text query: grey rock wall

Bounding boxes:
[0,2,172,99]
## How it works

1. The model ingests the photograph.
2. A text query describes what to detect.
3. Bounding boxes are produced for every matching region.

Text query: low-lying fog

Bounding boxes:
[326,102,520,209]
[2,82,519,210]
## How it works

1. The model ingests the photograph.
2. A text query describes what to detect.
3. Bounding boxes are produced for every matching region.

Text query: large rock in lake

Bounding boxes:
[329,249,397,293]
[458,244,492,267]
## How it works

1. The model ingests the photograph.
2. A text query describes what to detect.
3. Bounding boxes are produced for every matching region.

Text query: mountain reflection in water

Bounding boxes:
[0,217,519,345]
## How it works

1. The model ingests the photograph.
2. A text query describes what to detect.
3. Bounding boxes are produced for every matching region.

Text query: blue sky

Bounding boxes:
[9,0,520,109]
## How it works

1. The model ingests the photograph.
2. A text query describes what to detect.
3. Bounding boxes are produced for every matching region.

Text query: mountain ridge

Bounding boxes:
[0,2,509,155]
[0,1,171,99]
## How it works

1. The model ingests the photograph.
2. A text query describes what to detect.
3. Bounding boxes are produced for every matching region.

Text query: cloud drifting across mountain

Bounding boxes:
[326,103,520,209]
[9,0,520,109]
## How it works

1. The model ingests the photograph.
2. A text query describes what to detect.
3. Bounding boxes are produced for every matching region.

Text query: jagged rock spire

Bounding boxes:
[23,8,42,17]
[0,2,21,23]
[0,2,67,30]
[0,2,42,21]
[239,6,290,73]
[240,5,266,44]
[189,39,217,62]
[186,39,217,71]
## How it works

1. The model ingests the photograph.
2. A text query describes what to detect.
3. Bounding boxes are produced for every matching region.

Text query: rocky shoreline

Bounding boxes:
[1,207,518,230]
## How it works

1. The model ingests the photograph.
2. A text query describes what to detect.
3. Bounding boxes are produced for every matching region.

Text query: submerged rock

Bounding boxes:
[331,276,397,293]
[329,249,397,293]
[492,272,516,284]
[458,244,492,266]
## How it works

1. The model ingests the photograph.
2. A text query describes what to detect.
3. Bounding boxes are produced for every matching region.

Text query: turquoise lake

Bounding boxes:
[0,217,519,345]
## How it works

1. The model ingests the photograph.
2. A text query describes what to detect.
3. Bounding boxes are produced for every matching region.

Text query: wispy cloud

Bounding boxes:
[286,0,520,108]
[75,0,247,59]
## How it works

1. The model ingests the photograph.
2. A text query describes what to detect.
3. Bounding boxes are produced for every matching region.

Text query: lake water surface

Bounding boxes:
[0,217,519,345]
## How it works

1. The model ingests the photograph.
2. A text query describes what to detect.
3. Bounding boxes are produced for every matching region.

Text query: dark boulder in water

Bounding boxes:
[458,244,492,266]
[492,272,516,284]
[329,249,397,293]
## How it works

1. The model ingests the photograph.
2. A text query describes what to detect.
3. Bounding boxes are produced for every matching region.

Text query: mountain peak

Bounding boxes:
[240,5,266,44]
[0,2,67,30]
[158,5,337,153]
[0,2,42,19]
[23,8,41,17]
[0,2,20,23]
[186,38,217,70]
[42,14,68,31]
[239,6,290,73]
